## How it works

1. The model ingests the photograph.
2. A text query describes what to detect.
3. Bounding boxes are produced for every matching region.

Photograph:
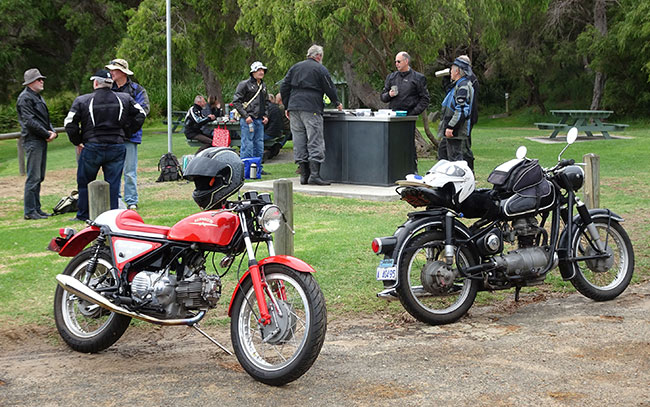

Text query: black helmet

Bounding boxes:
[183,147,244,209]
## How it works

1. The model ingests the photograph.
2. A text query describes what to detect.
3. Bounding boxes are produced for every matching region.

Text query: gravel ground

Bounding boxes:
[1,281,649,407]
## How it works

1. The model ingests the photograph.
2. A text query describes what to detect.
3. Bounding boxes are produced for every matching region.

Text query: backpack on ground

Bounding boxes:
[156,153,183,182]
[52,190,79,215]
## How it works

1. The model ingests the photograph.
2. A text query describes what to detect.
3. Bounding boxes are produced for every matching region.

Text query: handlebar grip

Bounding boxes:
[559,159,575,167]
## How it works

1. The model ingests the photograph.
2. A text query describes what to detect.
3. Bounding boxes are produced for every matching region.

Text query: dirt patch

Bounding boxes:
[1,281,648,406]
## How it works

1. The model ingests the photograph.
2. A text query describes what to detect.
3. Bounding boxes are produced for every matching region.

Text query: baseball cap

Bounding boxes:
[89,69,113,84]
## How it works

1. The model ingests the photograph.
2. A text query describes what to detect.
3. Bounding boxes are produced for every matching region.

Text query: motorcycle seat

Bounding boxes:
[115,210,171,236]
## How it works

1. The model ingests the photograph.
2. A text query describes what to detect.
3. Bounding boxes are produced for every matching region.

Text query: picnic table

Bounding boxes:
[535,110,628,139]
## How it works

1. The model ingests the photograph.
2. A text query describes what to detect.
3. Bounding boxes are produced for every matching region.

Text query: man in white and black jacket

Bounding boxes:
[64,69,146,221]
[184,95,216,153]
[233,61,269,161]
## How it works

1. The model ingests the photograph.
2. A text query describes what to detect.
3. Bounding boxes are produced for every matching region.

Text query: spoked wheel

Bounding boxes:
[230,265,327,386]
[396,231,478,325]
[53,248,131,353]
[568,220,634,301]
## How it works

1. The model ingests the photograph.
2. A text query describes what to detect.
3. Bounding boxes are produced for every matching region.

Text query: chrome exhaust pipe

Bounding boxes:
[56,274,206,326]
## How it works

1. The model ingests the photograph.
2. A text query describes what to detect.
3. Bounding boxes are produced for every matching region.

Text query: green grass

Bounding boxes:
[0,120,648,328]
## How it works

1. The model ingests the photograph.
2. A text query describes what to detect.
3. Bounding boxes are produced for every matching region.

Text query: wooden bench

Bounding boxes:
[162,110,187,133]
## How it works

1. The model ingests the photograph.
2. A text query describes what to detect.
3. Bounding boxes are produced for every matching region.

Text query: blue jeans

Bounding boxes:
[122,140,138,205]
[239,118,264,159]
[76,143,126,220]
[23,138,48,216]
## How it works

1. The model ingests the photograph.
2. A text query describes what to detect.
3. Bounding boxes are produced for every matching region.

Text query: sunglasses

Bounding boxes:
[110,60,127,69]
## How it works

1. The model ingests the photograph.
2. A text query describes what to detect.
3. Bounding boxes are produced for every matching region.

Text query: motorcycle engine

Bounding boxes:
[131,270,221,317]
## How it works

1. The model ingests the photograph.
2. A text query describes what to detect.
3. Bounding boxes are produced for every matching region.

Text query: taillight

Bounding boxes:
[371,236,397,255]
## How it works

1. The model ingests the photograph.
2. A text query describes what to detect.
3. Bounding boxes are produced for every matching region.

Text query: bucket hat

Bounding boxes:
[105,58,134,75]
[22,68,46,86]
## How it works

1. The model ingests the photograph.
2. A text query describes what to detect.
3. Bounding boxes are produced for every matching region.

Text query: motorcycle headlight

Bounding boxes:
[258,204,283,233]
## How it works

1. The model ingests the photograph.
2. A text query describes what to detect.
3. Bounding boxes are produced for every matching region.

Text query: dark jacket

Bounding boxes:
[112,79,150,144]
[232,77,268,120]
[264,101,283,138]
[64,88,146,146]
[280,58,340,114]
[380,69,430,116]
[16,87,55,141]
[184,103,213,139]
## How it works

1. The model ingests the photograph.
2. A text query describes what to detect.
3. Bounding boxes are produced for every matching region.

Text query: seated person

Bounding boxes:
[201,95,223,136]
[264,96,283,141]
[184,95,215,153]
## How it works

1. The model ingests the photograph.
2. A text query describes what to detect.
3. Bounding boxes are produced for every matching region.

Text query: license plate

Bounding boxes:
[376,259,397,281]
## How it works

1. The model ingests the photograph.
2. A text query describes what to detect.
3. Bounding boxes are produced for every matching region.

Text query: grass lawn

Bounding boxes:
[0,119,648,330]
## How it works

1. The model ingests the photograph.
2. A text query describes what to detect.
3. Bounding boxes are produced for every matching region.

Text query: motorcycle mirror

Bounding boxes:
[567,127,578,144]
[516,146,527,159]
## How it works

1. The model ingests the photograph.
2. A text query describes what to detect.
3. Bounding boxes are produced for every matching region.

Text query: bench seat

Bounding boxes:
[535,122,568,130]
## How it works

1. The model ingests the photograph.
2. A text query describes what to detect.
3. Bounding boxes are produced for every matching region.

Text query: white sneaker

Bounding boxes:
[127,204,138,210]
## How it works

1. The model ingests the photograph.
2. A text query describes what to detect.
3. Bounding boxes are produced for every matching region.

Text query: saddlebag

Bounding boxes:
[488,158,555,218]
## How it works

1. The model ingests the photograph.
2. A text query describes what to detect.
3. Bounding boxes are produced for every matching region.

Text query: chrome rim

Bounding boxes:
[575,223,629,290]
[237,273,310,371]
[60,257,117,338]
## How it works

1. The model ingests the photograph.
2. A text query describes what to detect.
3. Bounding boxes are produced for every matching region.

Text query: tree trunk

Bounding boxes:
[342,60,385,109]
[196,53,223,104]
[590,0,608,110]
[525,75,547,114]
[414,128,434,157]
[422,111,440,150]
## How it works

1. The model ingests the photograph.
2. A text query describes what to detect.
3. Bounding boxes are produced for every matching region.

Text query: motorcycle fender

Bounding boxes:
[557,209,623,279]
[227,255,316,317]
[58,226,101,257]
[383,215,472,289]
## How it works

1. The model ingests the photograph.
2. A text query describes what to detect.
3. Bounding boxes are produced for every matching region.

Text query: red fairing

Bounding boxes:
[58,226,101,257]
[227,255,316,316]
[167,211,240,246]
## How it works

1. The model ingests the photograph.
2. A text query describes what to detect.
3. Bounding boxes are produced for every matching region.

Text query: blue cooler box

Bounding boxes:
[242,157,262,179]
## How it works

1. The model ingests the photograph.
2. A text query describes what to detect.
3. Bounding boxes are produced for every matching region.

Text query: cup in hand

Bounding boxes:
[391,85,398,96]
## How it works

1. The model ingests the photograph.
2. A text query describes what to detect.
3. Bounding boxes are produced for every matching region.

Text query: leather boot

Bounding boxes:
[308,161,330,185]
[299,162,310,185]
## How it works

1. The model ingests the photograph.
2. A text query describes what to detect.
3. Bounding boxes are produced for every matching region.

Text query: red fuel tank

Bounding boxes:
[167,211,240,246]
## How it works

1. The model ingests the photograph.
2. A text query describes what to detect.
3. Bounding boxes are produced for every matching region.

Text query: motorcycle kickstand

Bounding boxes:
[515,286,521,302]
[191,323,233,355]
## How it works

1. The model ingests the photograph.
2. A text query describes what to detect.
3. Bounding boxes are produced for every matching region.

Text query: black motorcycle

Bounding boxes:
[371,128,634,325]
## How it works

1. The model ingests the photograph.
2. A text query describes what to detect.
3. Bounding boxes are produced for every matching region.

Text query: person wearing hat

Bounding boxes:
[16,68,58,220]
[64,69,146,221]
[232,61,269,162]
[280,45,343,185]
[105,58,149,210]
[437,56,475,170]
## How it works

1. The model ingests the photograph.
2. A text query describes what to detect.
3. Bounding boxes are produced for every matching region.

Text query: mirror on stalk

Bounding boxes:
[516,146,527,159]
[567,127,578,144]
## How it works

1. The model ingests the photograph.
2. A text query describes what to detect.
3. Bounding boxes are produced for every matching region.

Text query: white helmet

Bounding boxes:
[404,160,475,204]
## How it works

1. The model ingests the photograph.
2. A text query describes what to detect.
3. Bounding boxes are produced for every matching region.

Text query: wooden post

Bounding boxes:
[88,180,110,220]
[273,179,294,256]
[583,153,600,209]
[17,138,25,176]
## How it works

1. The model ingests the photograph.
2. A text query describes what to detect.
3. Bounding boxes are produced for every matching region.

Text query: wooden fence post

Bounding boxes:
[273,179,294,256]
[88,180,110,220]
[17,138,25,176]
[583,153,600,209]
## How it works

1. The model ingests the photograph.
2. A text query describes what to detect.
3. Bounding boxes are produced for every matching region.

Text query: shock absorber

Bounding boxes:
[83,231,107,285]
[444,212,455,265]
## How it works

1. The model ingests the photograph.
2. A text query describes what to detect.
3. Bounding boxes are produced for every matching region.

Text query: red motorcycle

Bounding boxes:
[50,147,327,386]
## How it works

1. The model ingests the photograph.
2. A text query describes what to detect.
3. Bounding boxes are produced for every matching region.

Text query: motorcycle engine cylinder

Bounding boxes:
[494,246,550,277]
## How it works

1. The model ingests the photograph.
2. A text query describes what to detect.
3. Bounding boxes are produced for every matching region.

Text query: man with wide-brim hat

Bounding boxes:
[16,68,58,220]
[105,58,150,211]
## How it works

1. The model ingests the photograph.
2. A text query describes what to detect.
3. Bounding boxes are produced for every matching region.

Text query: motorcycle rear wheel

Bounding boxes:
[230,265,327,386]
[568,219,634,301]
[53,248,131,353]
[396,231,478,325]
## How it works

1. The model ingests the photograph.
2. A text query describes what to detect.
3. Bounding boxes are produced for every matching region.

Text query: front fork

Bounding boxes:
[240,213,282,326]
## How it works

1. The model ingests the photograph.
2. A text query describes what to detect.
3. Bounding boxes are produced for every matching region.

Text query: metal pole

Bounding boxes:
[166,0,173,153]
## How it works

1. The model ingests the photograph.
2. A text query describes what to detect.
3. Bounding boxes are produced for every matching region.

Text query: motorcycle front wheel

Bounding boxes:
[230,265,327,386]
[396,231,478,325]
[568,219,634,301]
[53,248,131,353]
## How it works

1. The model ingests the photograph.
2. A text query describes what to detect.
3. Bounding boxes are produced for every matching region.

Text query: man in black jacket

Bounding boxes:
[16,68,58,220]
[184,95,216,153]
[233,61,269,161]
[64,69,146,221]
[280,45,342,185]
[381,52,430,116]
